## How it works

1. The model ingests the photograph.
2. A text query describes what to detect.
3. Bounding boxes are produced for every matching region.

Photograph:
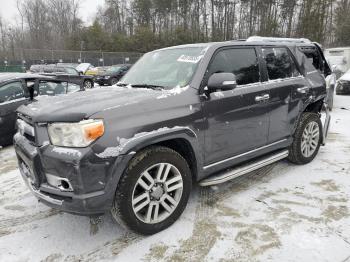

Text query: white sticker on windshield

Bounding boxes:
[177,55,202,64]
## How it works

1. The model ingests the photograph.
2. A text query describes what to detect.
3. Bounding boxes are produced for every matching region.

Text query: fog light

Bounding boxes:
[46,173,73,192]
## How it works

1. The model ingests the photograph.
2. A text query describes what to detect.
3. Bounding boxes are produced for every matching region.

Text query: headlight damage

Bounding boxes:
[48,119,104,147]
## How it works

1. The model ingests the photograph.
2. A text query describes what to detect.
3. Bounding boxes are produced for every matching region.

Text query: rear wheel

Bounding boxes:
[288,112,322,165]
[111,146,192,235]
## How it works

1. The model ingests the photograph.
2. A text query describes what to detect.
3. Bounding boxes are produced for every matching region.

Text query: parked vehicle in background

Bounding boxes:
[0,73,82,146]
[325,47,350,78]
[247,37,335,110]
[94,64,131,86]
[56,63,79,69]
[14,38,330,235]
[76,63,95,75]
[336,69,350,95]
[30,64,95,89]
[86,66,109,76]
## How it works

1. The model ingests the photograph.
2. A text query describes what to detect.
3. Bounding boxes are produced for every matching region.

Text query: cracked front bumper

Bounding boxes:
[14,132,132,216]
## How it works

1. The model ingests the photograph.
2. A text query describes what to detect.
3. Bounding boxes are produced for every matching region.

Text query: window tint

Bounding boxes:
[208,48,260,85]
[0,82,25,103]
[38,81,67,96]
[65,68,79,75]
[262,47,300,80]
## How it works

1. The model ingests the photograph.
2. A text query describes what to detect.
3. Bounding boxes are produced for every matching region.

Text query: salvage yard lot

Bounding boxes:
[0,95,350,262]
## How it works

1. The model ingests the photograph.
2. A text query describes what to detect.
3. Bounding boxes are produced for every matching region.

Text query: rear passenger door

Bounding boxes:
[202,47,270,167]
[260,47,308,143]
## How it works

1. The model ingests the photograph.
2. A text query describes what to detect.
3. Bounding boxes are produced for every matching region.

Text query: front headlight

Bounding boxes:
[48,119,104,147]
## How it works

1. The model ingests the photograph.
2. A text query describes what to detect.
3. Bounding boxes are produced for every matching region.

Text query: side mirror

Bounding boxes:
[207,72,237,93]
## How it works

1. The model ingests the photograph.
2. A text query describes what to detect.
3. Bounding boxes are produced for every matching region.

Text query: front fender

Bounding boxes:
[95,126,199,158]
[96,126,202,206]
[94,126,203,180]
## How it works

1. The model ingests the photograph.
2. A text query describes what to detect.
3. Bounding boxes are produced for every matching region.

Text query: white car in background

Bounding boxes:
[336,69,350,95]
[325,47,350,78]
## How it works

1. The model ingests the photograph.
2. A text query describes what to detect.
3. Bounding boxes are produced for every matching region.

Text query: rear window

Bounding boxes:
[262,47,300,80]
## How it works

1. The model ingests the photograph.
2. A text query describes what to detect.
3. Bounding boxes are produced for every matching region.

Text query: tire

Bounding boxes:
[83,80,93,89]
[110,78,118,86]
[288,112,322,165]
[111,146,192,235]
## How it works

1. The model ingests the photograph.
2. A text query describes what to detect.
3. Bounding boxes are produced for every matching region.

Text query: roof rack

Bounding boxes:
[246,36,312,44]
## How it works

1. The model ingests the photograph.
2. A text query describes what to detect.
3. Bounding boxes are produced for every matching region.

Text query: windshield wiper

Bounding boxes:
[131,84,165,90]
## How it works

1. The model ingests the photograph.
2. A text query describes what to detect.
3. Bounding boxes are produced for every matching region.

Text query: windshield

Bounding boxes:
[121,47,207,89]
[106,66,121,73]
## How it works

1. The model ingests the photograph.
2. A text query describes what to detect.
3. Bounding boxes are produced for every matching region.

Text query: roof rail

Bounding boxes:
[246,36,312,44]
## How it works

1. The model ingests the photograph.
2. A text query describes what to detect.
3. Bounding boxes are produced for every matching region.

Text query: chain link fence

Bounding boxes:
[0,48,143,70]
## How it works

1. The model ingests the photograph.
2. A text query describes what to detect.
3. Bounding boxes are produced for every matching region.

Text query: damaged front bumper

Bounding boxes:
[13,132,132,216]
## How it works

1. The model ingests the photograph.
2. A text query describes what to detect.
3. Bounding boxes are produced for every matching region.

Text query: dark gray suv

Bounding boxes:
[14,38,331,235]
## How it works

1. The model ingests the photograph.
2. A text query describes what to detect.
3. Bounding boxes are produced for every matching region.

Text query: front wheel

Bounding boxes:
[110,78,118,86]
[83,80,93,89]
[111,146,192,235]
[288,112,322,165]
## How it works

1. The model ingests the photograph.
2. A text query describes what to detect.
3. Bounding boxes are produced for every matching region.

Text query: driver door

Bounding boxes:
[202,47,270,169]
[0,80,29,145]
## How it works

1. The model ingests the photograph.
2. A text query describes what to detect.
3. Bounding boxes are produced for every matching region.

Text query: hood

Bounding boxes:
[76,63,91,74]
[339,70,350,82]
[17,87,163,122]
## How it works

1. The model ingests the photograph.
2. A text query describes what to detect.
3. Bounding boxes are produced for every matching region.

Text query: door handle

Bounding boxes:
[297,86,309,94]
[255,94,270,102]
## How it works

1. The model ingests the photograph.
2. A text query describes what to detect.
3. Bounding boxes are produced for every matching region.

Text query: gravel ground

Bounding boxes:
[0,95,350,262]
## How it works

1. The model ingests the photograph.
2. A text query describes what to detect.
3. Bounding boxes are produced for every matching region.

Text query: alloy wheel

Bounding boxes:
[301,121,320,158]
[132,163,183,224]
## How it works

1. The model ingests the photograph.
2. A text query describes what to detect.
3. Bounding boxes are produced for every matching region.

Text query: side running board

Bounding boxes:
[199,150,289,187]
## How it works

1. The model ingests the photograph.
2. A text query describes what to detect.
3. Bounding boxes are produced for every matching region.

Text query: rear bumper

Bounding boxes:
[14,133,133,216]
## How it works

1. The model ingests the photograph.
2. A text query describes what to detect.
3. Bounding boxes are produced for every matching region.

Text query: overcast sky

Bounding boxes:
[0,0,105,25]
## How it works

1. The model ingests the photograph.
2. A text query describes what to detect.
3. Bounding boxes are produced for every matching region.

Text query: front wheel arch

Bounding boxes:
[111,146,192,234]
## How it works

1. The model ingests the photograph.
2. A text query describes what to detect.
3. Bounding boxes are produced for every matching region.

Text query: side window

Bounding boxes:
[0,82,25,103]
[38,81,67,96]
[208,48,260,85]
[65,68,79,75]
[262,47,300,80]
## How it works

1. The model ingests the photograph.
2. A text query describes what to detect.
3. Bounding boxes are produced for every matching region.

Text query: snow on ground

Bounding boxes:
[0,95,350,261]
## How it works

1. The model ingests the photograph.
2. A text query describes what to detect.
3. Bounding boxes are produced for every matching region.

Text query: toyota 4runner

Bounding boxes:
[14,37,331,235]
